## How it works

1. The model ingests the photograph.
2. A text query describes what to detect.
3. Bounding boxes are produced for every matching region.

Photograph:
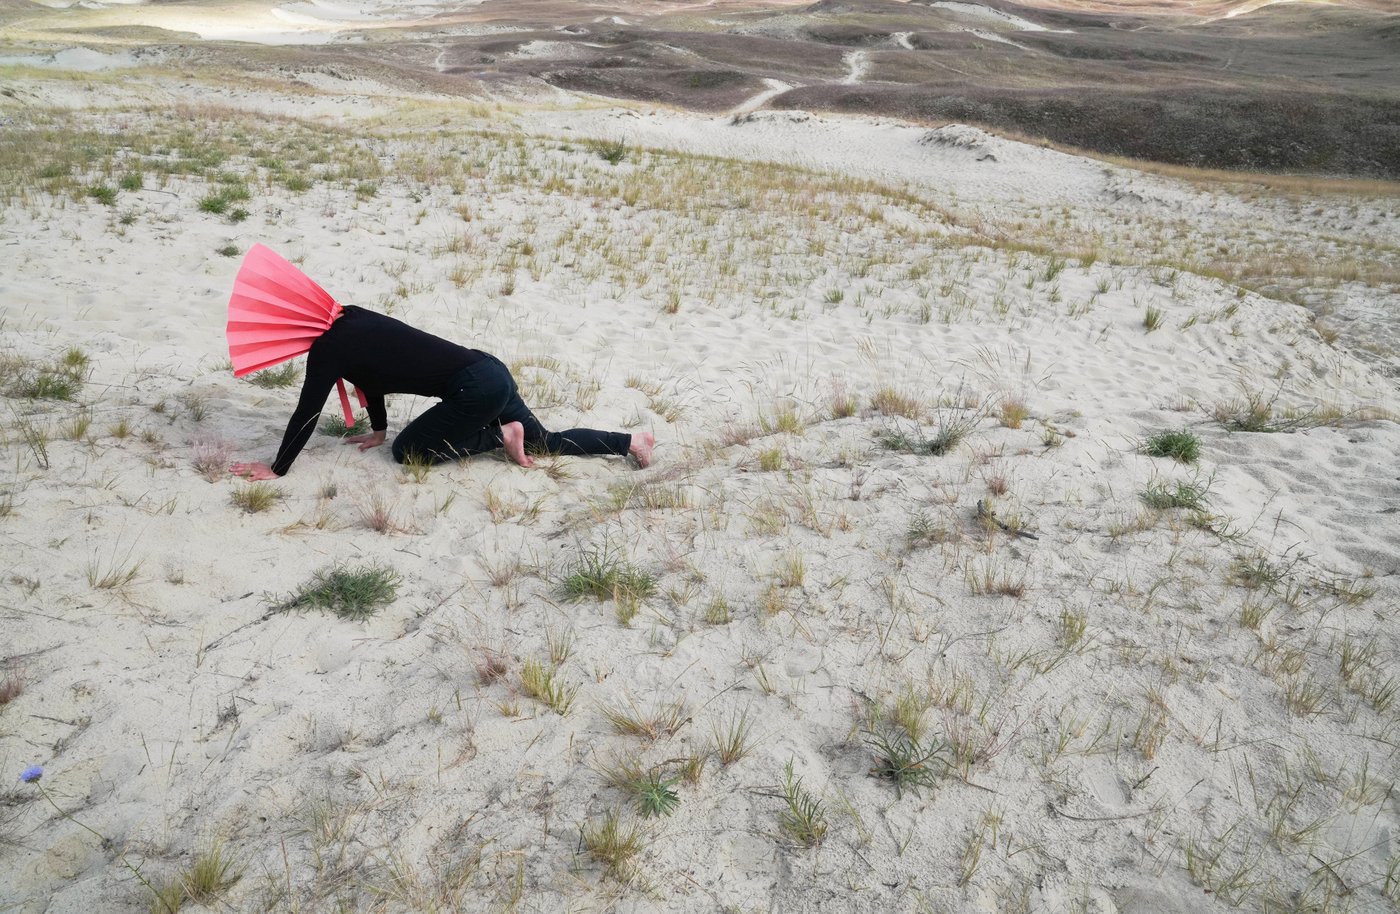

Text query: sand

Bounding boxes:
[1,48,1398,914]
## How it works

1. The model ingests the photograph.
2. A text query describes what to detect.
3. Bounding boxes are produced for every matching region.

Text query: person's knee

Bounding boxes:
[390,436,409,464]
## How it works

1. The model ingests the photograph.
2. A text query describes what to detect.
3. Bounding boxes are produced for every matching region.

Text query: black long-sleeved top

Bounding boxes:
[270,307,483,475]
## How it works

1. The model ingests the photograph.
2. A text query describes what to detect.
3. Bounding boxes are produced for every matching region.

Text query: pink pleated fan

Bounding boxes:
[226,243,363,425]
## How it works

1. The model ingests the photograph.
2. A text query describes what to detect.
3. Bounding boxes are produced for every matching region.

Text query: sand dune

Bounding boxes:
[1,49,1398,914]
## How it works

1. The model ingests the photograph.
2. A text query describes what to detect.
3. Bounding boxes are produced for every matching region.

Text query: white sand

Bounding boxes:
[1,58,1398,914]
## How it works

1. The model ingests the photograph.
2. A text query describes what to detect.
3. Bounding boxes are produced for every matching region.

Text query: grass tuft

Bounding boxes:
[560,544,656,603]
[866,730,950,798]
[1143,428,1200,463]
[520,659,577,715]
[230,482,283,514]
[246,363,301,388]
[579,808,642,881]
[713,708,755,766]
[271,562,401,620]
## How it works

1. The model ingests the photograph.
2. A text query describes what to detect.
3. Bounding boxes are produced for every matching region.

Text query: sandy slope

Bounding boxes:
[1,64,1398,914]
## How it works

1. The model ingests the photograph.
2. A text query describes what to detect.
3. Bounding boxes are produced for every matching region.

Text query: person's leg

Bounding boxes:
[391,361,511,465]
[495,387,632,458]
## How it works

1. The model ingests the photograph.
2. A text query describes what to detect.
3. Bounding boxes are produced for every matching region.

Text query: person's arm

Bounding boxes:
[344,391,388,450]
[267,355,338,476]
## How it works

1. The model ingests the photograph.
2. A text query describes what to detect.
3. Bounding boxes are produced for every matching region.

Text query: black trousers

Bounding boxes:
[390,355,631,465]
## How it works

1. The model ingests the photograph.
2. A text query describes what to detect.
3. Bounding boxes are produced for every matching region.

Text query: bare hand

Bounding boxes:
[345,430,387,451]
[230,461,279,481]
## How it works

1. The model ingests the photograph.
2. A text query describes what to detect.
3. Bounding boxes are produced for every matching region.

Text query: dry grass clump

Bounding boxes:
[869,386,923,420]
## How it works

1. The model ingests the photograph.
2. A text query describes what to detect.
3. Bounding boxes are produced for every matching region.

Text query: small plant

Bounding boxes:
[775,760,828,847]
[400,452,432,483]
[713,708,754,766]
[1143,306,1165,332]
[179,838,241,904]
[599,696,687,741]
[231,482,283,514]
[191,437,234,482]
[998,398,1030,429]
[905,511,957,549]
[520,659,577,715]
[591,139,627,165]
[829,384,858,419]
[198,194,230,215]
[0,669,24,707]
[216,244,239,257]
[118,172,143,191]
[271,562,401,620]
[866,730,950,798]
[321,413,369,437]
[870,386,923,420]
[579,808,642,880]
[774,551,806,589]
[560,544,656,603]
[85,547,142,590]
[633,769,680,818]
[1140,476,1211,511]
[247,363,300,388]
[703,595,732,625]
[475,650,509,684]
[87,184,117,206]
[598,758,682,818]
[1143,428,1200,463]
[757,447,783,471]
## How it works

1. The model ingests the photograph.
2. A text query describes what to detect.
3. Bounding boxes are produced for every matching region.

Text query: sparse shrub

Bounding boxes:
[118,172,142,191]
[591,139,627,165]
[1143,306,1165,332]
[1144,428,1200,463]
[216,244,239,258]
[198,194,229,214]
[271,562,401,620]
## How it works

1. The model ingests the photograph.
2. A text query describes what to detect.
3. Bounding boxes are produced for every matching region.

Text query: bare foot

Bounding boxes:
[628,431,655,469]
[501,421,534,468]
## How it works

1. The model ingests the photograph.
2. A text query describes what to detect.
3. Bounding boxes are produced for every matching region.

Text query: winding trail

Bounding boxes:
[726,78,793,118]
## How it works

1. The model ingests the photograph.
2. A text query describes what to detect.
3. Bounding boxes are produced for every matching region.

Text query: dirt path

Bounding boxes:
[726,77,793,117]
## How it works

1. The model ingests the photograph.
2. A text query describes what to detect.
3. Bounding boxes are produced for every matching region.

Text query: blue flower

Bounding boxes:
[20,765,43,783]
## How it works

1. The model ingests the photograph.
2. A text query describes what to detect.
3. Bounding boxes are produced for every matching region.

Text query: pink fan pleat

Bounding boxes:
[225,244,357,424]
